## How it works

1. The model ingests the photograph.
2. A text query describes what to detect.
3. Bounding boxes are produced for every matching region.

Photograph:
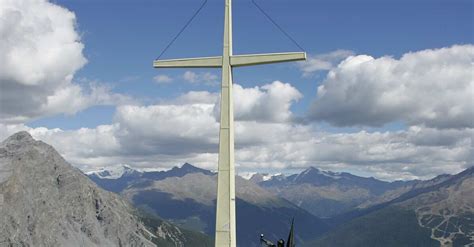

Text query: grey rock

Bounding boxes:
[0,131,157,247]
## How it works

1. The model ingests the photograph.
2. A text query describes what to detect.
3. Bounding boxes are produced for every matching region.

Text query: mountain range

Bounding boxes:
[1,131,472,246]
[309,166,474,246]
[89,162,474,246]
[253,167,416,217]
[88,163,328,246]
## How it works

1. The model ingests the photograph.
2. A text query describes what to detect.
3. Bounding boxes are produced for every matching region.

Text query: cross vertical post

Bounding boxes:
[215,0,235,245]
[153,0,306,246]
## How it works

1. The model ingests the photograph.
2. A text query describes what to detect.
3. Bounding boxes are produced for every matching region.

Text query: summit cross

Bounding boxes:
[153,0,306,246]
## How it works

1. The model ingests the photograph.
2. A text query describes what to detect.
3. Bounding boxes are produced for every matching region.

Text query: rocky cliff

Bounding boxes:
[0,131,201,246]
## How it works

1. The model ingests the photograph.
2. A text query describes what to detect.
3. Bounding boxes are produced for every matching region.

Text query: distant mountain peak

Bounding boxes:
[247,173,275,183]
[464,165,474,173]
[87,165,141,179]
[296,166,342,181]
[170,163,213,176]
[181,162,194,168]
[179,162,201,171]
[271,173,286,180]
[303,166,318,172]
[239,172,258,180]
[299,166,319,176]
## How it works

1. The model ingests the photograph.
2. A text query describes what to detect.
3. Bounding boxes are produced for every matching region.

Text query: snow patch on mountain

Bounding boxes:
[87,165,141,179]
[297,167,342,180]
[247,173,285,183]
[266,173,284,181]
[239,172,257,180]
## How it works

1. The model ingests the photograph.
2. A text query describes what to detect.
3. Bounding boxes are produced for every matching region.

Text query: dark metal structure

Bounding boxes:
[260,219,295,247]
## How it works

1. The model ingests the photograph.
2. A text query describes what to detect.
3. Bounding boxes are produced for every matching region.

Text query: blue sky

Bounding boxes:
[1,0,473,180]
[32,0,473,129]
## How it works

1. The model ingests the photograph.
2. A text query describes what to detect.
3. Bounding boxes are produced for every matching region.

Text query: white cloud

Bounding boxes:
[299,50,354,76]
[0,0,129,123]
[309,45,474,129]
[153,74,173,84]
[0,12,470,183]
[183,71,219,85]
[2,120,471,181]
[2,78,471,180]
[218,81,303,123]
[174,91,219,105]
[44,82,133,116]
[114,103,219,155]
[235,126,473,180]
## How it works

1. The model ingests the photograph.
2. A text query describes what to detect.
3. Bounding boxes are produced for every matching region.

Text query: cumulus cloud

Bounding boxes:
[2,75,472,181]
[299,50,354,76]
[235,125,473,180]
[0,0,128,123]
[153,74,173,84]
[2,71,470,180]
[183,71,219,85]
[309,45,474,129]
[1,120,471,181]
[0,77,305,170]
[215,81,303,123]
[174,91,219,105]
[0,5,470,182]
[114,104,219,156]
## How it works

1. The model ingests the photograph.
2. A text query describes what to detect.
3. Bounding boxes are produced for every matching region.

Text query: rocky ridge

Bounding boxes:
[0,132,199,247]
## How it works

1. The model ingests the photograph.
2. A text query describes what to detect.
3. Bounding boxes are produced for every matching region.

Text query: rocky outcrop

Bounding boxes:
[0,131,156,246]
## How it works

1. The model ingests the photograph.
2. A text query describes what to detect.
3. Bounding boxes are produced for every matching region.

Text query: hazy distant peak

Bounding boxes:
[298,166,315,176]
[464,165,474,173]
[168,162,214,176]
[176,162,202,172]
[181,162,194,169]
[248,172,283,183]
[239,172,257,180]
[270,173,285,180]
[87,165,141,179]
[294,167,343,183]
[301,166,318,173]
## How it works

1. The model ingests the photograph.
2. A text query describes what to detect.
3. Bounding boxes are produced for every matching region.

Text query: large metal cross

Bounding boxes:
[153,0,305,246]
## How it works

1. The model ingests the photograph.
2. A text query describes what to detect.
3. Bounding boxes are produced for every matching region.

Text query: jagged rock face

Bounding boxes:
[0,132,156,247]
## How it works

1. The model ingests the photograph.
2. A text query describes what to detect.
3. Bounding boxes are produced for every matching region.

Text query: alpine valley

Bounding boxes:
[89,161,474,246]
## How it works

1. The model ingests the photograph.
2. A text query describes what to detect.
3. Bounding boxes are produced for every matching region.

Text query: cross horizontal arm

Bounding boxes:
[153,56,223,68]
[230,52,306,67]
